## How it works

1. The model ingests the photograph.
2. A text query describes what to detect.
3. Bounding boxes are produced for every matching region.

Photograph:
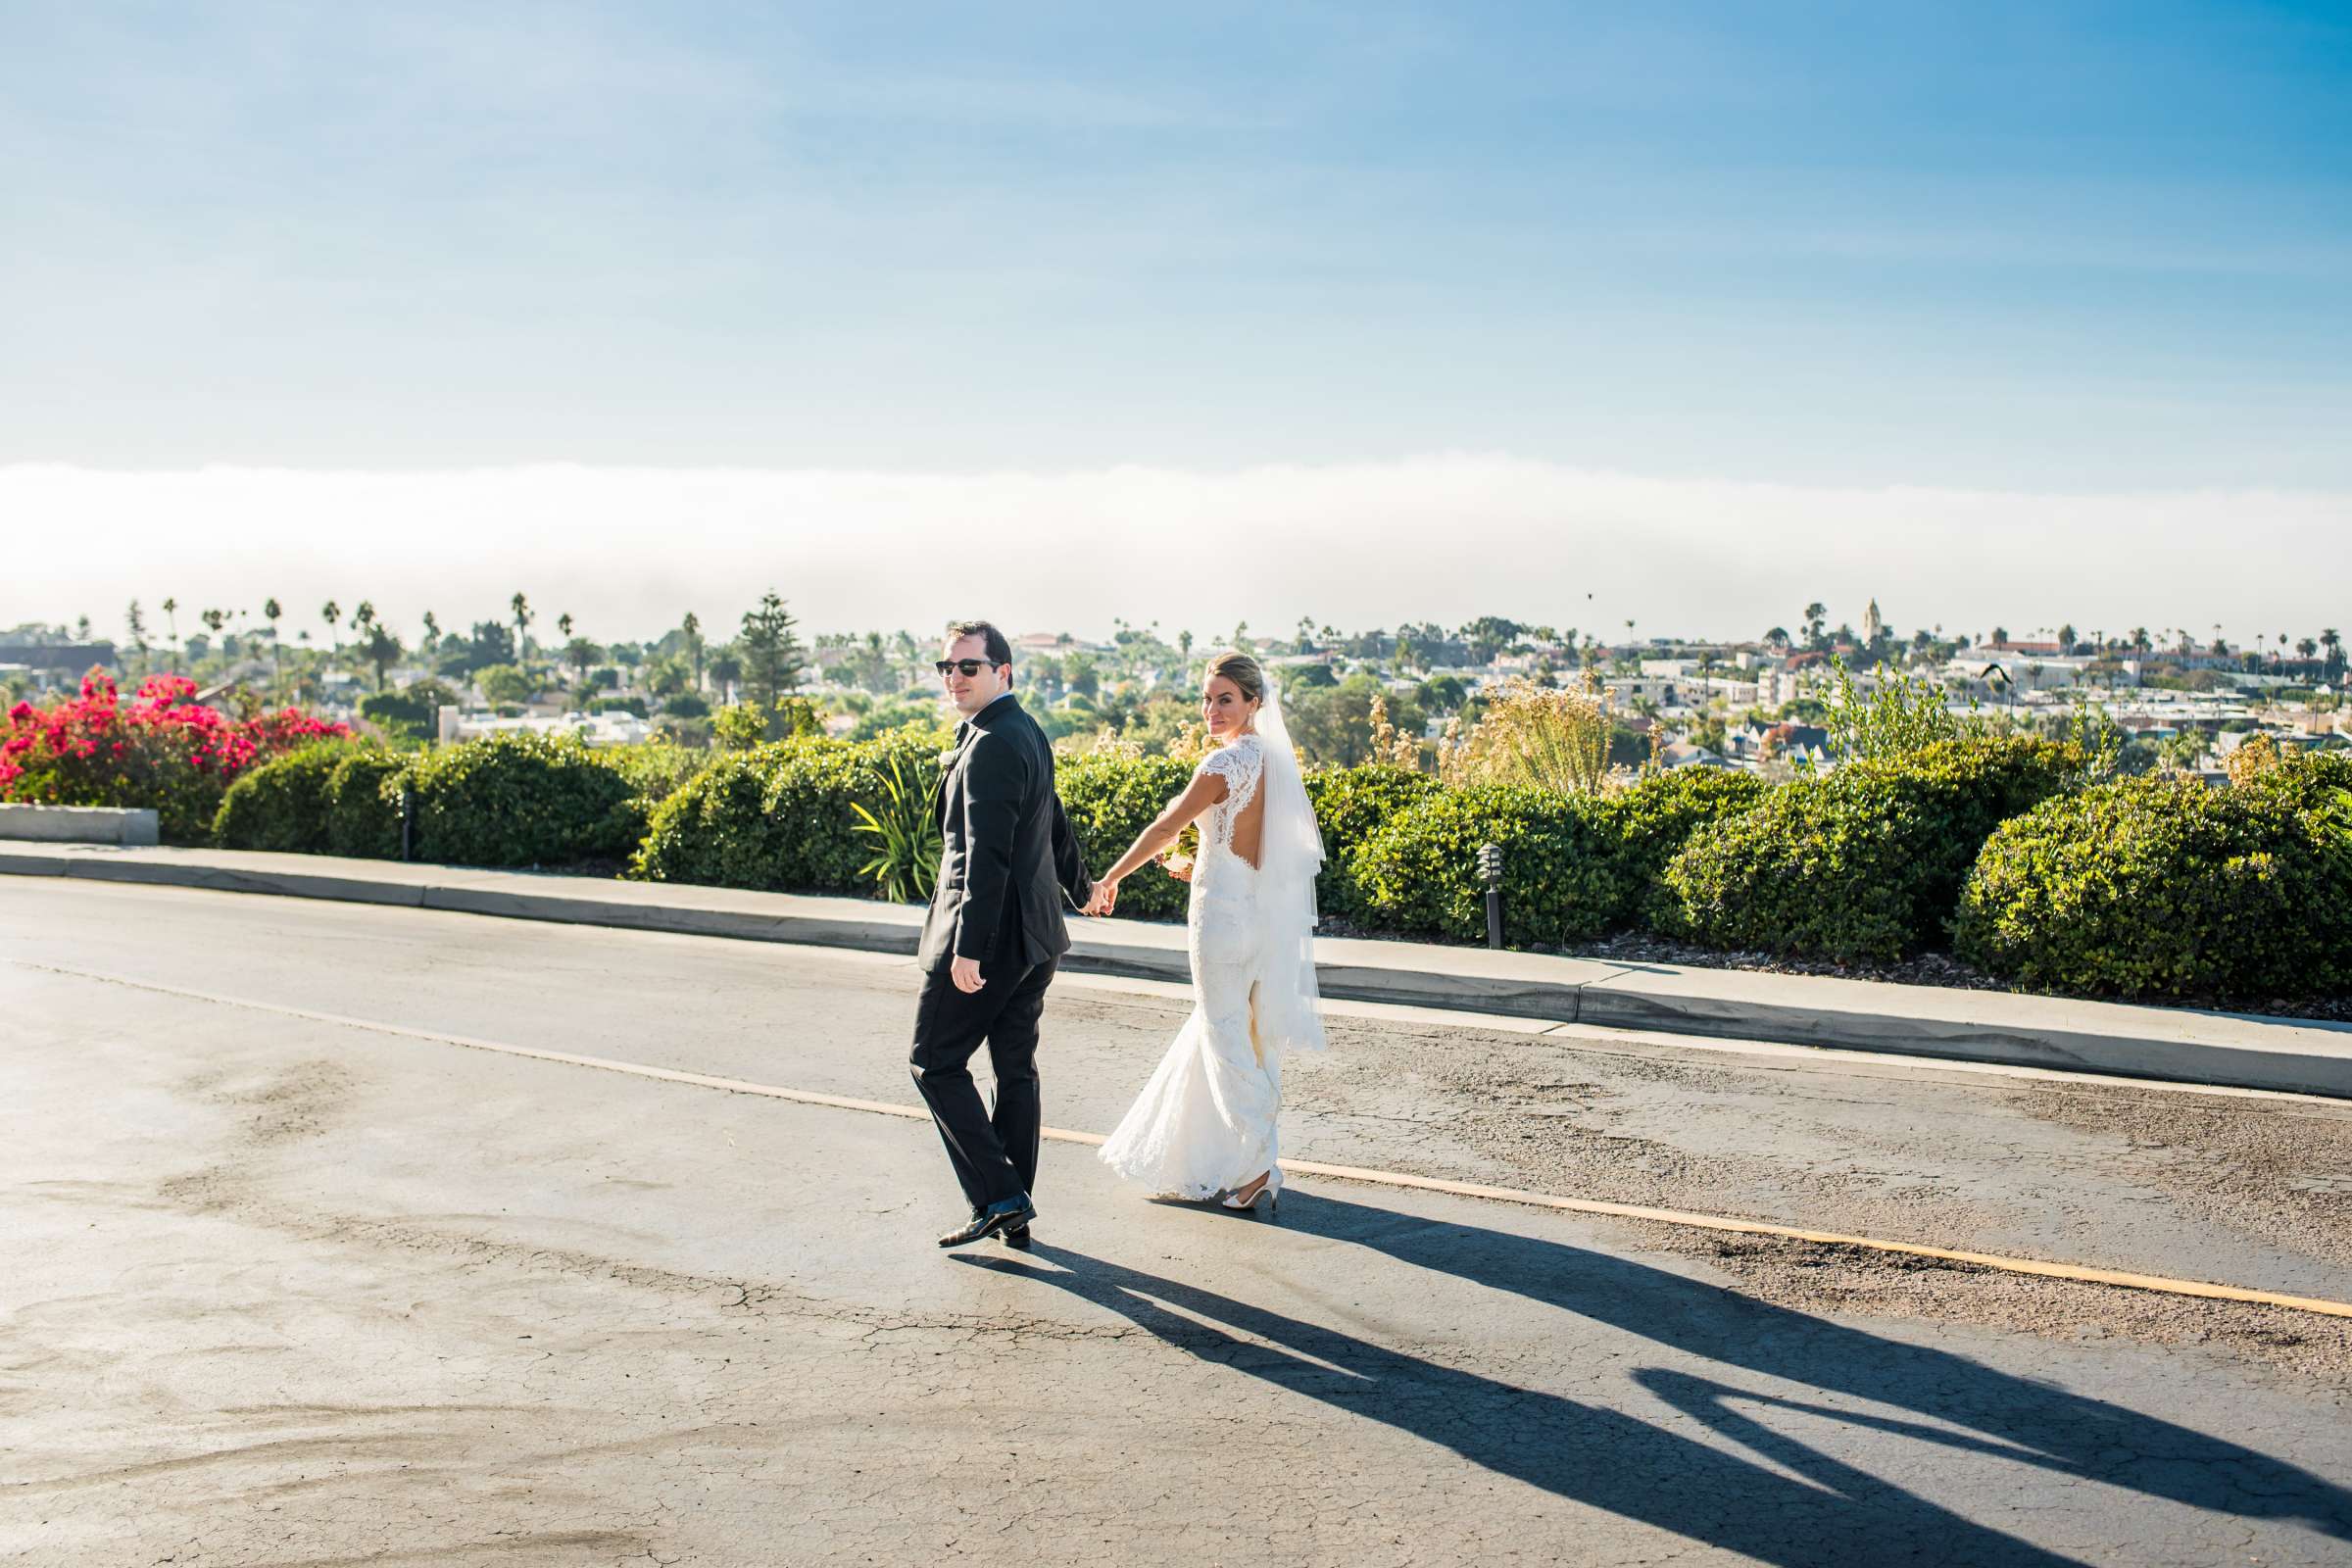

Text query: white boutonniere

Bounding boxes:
[936,746,961,769]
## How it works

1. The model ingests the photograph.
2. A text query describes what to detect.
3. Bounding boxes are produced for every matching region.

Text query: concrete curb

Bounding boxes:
[7,843,2348,1100]
[0,803,160,846]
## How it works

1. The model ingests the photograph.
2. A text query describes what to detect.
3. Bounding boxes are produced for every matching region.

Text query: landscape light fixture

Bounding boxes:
[1477,843,1505,951]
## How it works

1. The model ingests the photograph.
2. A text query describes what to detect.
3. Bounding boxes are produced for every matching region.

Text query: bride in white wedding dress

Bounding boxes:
[1084,650,1326,1214]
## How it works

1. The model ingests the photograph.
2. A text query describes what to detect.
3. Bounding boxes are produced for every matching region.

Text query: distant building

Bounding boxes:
[0,641,119,673]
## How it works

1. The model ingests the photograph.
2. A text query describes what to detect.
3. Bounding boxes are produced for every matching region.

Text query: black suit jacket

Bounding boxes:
[919,694,1093,973]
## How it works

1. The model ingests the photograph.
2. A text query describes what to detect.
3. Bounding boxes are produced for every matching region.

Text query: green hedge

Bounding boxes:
[406,733,643,868]
[1663,737,2083,962]
[1349,783,1627,946]
[1052,750,1198,920]
[630,729,948,892]
[1956,764,2352,1002]
[1593,767,1770,929]
[326,750,413,858]
[213,743,361,853]
[1306,765,1440,924]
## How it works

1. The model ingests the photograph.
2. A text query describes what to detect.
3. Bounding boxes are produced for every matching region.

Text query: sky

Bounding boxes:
[3,2,2348,645]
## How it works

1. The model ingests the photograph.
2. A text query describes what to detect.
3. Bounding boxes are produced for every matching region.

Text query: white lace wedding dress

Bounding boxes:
[1099,733,1303,1199]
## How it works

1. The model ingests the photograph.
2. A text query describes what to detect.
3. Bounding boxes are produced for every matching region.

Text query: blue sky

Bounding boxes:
[5,1,2348,484]
[3,3,2348,639]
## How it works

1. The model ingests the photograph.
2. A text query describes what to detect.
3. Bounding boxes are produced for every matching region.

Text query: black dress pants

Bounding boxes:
[908,951,1057,1210]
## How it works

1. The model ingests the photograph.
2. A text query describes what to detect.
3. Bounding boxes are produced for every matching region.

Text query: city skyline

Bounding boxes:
[3,454,2342,649]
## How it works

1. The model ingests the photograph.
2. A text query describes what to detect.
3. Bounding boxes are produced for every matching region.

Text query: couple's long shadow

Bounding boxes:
[959,1192,2351,1567]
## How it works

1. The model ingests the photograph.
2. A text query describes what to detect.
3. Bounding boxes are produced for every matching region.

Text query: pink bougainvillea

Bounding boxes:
[0,667,351,842]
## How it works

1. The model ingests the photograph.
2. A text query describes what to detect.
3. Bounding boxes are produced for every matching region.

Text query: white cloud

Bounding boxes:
[2,458,2342,647]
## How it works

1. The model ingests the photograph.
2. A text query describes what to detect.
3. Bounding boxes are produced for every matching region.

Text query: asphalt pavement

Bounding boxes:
[6,878,2351,1566]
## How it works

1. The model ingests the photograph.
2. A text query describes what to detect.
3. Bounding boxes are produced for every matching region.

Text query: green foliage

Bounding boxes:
[1284,673,1430,766]
[1663,736,2083,962]
[1594,768,1771,928]
[1826,661,1988,761]
[630,730,945,893]
[1053,749,1199,920]
[662,693,710,719]
[324,749,413,858]
[1348,784,1626,946]
[737,591,807,710]
[213,743,360,853]
[845,692,949,741]
[1956,773,2352,1001]
[405,733,643,867]
[1303,765,1440,923]
[715,695,823,749]
[598,743,707,810]
[851,754,945,903]
[476,663,535,705]
[358,682,447,741]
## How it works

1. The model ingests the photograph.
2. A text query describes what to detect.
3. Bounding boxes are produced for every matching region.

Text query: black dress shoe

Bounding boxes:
[1000,1222,1032,1250]
[937,1194,1037,1249]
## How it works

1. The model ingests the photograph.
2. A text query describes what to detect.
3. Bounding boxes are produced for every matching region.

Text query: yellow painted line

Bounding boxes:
[27,960,2352,1322]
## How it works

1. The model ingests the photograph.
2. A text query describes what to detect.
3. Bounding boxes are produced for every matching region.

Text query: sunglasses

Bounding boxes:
[934,659,1002,677]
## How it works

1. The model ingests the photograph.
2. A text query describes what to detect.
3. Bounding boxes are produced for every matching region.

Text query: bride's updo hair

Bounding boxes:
[1204,649,1265,706]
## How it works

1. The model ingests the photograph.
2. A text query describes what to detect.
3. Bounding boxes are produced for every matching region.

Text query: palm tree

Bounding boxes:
[2130,626,2150,655]
[159,597,180,666]
[708,651,742,704]
[362,622,403,693]
[420,611,441,660]
[681,612,705,690]
[2323,627,2343,677]
[511,592,533,666]
[125,600,150,675]
[1802,603,1827,650]
[558,612,574,643]
[564,637,600,703]
[263,597,283,691]
[321,600,342,659]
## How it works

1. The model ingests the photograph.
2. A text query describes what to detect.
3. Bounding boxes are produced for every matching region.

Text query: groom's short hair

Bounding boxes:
[946,619,1013,672]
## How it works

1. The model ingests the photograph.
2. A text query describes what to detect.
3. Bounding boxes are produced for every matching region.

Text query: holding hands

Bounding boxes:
[1082,847,1195,918]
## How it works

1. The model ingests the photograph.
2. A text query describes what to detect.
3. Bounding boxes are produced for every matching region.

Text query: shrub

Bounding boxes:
[1054,749,1198,920]
[1435,675,1610,794]
[600,742,706,809]
[1349,784,1627,946]
[1,670,348,844]
[1956,774,2352,1001]
[1595,767,1770,928]
[1663,736,2082,961]
[213,743,363,853]
[662,693,710,719]
[405,732,642,867]
[1304,765,1440,924]
[357,681,453,742]
[2240,751,2352,814]
[630,730,947,893]
[325,749,412,858]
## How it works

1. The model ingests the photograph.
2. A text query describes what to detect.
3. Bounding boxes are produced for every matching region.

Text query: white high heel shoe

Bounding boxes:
[1219,1171,1279,1216]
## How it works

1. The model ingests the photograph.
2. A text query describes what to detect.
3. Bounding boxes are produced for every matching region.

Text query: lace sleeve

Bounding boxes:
[1195,738,1265,809]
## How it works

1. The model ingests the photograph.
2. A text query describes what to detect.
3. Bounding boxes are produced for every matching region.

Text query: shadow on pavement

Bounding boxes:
[959,1191,2352,1565]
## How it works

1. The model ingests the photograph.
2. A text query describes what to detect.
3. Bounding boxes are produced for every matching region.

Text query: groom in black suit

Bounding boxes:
[912,619,1094,1249]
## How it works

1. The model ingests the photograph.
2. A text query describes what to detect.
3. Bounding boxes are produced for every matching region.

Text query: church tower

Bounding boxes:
[1863,598,1884,647]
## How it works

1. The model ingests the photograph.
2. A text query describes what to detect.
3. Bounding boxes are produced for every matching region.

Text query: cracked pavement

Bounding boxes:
[4,879,2350,1566]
